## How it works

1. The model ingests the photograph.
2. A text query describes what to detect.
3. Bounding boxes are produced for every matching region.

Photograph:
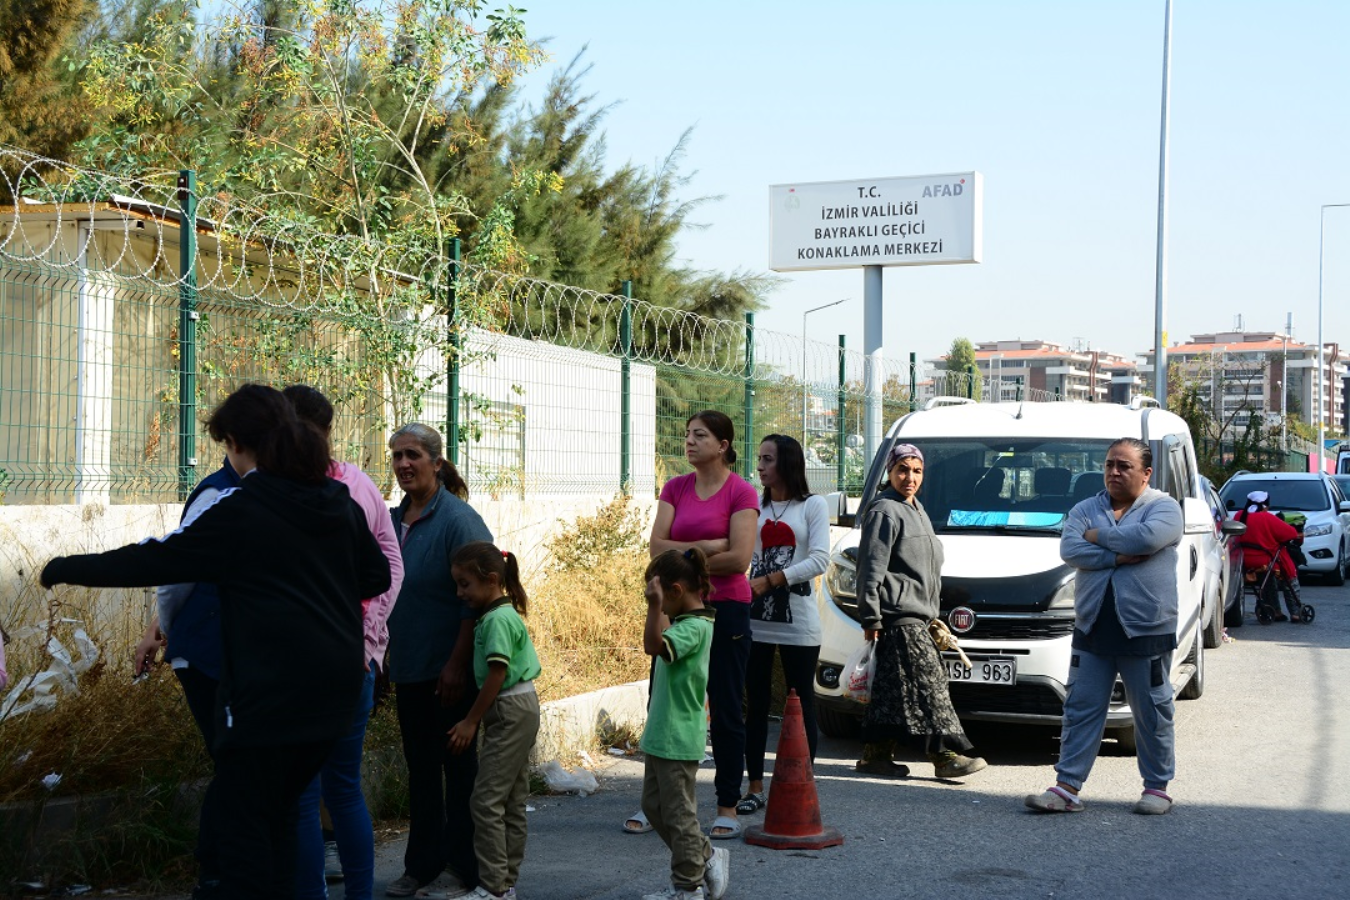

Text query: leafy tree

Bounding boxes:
[1167,360,1287,484]
[69,0,547,426]
[945,336,981,400]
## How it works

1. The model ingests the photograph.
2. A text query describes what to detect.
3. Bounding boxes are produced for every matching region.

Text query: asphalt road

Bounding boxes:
[337,580,1349,899]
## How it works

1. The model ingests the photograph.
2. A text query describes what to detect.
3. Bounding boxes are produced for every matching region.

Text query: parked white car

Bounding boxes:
[1218,471,1350,585]
[815,399,1216,752]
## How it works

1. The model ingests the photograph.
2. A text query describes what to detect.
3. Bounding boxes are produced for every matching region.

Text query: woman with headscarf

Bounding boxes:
[854,442,987,780]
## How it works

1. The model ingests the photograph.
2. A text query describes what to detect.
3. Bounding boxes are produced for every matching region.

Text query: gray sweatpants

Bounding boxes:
[1055,649,1176,793]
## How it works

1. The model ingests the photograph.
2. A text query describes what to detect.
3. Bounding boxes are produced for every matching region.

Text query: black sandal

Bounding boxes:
[735,792,766,815]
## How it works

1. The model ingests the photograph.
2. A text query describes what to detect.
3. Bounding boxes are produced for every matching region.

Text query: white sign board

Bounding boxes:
[769,172,982,272]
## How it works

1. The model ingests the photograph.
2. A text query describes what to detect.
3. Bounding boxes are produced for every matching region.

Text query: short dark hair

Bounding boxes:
[758,434,811,503]
[1108,437,1152,469]
[206,384,329,484]
[688,410,737,466]
[283,384,334,434]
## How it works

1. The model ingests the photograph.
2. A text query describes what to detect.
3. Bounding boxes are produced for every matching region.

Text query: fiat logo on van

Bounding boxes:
[948,607,976,634]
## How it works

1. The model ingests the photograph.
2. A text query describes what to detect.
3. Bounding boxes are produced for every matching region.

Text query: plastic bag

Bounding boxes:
[841,641,876,704]
[537,759,599,796]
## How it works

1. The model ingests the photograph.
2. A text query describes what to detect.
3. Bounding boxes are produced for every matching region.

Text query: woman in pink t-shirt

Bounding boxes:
[650,410,759,840]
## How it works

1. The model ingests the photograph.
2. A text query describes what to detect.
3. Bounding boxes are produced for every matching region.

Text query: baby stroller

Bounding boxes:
[1240,537,1316,625]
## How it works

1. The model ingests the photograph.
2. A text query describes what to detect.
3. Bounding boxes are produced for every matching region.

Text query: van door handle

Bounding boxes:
[1190,546,1198,579]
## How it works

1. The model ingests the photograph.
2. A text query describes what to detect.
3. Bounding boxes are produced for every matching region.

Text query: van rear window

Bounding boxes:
[901,439,1114,533]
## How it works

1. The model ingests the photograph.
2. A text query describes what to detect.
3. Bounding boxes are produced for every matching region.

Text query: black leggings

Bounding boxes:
[707,601,752,809]
[744,641,820,782]
[395,680,479,885]
[175,667,223,885]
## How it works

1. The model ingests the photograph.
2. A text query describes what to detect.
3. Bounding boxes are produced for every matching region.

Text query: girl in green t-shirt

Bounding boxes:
[639,549,729,900]
[444,541,542,900]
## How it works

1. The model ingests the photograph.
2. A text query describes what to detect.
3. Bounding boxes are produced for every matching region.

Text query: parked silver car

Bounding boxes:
[1200,476,1246,632]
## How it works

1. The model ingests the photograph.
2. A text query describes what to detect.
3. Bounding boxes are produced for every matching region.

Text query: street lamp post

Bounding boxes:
[1152,0,1175,407]
[1318,204,1350,472]
[803,298,848,447]
[1282,313,1290,453]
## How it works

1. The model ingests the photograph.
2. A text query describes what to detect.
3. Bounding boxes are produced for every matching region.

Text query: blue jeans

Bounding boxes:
[297,667,376,900]
[1055,649,1175,792]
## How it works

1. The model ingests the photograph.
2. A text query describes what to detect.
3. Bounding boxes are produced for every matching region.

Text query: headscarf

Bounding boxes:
[886,442,924,470]
[1245,490,1269,514]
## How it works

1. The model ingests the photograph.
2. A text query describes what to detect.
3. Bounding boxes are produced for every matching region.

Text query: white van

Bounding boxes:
[815,398,1226,751]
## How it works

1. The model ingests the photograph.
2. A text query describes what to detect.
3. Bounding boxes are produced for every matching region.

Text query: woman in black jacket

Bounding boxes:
[42,384,390,900]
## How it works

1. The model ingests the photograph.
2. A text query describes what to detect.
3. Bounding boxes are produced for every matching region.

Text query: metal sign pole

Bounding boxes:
[863,265,883,464]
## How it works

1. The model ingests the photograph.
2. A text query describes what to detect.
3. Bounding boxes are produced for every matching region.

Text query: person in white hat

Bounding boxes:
[1236,491,1307,622]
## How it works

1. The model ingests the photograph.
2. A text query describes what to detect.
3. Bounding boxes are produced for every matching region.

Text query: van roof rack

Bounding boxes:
[922,396,977,410]
[1129,396,1161,409]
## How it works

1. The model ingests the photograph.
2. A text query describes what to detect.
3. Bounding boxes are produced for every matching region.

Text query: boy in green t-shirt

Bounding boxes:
[639,549,729,900]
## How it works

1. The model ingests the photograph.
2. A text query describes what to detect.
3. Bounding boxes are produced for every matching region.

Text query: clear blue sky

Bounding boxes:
[515,0,1350,376]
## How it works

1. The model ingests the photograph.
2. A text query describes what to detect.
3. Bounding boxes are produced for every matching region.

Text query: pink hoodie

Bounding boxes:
[331,461,405,668]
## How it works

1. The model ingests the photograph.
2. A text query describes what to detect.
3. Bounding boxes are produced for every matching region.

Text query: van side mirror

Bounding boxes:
[824,491,850,526]
[1221,519,1247,536]
[1339,500,1350,514]
[1183,497,1214,532]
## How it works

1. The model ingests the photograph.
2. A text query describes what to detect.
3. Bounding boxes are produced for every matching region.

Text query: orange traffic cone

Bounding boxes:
[744,690,843,850]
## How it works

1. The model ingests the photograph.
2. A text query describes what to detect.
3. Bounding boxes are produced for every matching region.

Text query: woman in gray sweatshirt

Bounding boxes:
[855,443,988,780]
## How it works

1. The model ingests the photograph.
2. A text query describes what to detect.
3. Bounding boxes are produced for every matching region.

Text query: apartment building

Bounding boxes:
[1137,331,1346,430]
[928,339,1140,403]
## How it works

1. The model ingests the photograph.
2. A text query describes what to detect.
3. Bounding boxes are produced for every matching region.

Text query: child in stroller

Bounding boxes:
[1236,490,1314,624]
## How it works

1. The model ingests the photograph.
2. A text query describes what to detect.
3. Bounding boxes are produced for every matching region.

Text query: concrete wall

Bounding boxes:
[0,494,659,644]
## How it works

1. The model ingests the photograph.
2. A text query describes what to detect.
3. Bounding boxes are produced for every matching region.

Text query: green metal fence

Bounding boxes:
[1,149,988,504]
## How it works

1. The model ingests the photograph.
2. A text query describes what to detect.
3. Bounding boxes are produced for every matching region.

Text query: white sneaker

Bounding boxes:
[641,888,705,900]
[703,847,729,900]
[463,888,512,900]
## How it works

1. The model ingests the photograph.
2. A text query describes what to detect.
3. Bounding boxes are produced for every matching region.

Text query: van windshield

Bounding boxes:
[896,438,1115,534]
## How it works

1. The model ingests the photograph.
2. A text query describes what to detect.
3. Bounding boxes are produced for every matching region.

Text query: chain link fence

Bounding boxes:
[1,148,997,504]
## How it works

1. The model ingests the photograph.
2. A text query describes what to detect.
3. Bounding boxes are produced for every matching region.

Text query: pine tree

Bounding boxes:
[0,0,99,171]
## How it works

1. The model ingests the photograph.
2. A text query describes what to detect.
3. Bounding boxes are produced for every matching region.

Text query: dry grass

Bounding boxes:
[530,546,650,703]
[0,596,206,887]
[530,495,652,702]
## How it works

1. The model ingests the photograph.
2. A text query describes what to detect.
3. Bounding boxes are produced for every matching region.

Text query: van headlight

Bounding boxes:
[825,557,857,600]
[1048,580,1076,610]
[1304,523,1332,537]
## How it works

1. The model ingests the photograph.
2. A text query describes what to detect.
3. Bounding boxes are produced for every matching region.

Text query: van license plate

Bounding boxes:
[945,656,1016,685]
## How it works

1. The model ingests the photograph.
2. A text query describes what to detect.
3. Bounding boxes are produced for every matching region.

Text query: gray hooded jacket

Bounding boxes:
[855,488,944,629]
[1060,486,1183,638]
